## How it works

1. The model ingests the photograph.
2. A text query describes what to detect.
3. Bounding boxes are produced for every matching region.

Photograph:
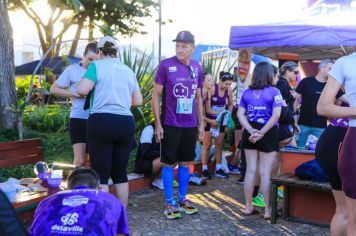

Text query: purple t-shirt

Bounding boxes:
[240,86,283,124]
[30,188,129,236]
[155,56,203,127]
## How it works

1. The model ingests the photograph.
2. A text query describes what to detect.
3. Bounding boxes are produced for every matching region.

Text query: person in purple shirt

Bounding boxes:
[30,168,129,236]
[152,30,204,219]
[237,62,282,220]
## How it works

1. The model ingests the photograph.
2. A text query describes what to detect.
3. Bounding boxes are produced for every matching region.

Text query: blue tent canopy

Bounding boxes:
[15,56,81,75]
[229,24,356,60]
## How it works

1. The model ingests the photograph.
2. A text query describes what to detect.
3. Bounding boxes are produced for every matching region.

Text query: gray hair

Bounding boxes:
[318,59,334,70]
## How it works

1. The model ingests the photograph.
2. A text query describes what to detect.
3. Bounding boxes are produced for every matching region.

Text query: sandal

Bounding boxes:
[243,208,260,216]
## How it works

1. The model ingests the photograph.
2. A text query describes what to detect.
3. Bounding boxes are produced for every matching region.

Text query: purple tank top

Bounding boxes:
[206,84,228,119]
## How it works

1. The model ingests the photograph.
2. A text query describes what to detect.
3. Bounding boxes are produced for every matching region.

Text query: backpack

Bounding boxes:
[295,159,328,182]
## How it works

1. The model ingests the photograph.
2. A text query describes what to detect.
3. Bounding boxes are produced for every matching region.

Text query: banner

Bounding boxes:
[237,48,252,82]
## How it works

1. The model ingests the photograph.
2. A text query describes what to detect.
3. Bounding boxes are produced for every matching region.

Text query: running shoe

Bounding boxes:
[173,180,179,188]
[215,168,229,179]
[189,173,207,186]
[278,186,284,198]
[236,176,245,185]
[228,164,241,174]
[252,194,265,207]
[178,198,198,215]
[202,170,212,179]
[151,178,164,190]
[164,202,181,220]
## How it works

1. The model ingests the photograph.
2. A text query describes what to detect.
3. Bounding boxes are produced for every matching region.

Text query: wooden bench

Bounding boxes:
[0,138,44,219]
[271,174,335,225]
[280,148,315,174]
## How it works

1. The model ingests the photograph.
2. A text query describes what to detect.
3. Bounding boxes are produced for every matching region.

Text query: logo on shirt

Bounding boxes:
[173,83,189,98]
[274,95,283,103]
[51,212,84,234]
[63,195,89,207]
[169,66,177,72]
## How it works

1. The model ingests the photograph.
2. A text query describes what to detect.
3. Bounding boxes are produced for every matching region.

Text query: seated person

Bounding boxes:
[30,168,129,236]
[135,123,164,189]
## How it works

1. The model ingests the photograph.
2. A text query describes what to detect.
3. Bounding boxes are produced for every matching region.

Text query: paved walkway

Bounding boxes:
[127,175,330,236]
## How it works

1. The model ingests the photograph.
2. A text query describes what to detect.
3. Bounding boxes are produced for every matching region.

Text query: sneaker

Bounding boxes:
[151,178,164,190]
[228,164,241,174]
[173,180,179,188]
[178,198,198,215]
[252,194,265,207]
[215,168,229,179]
[189,173,207,186]
[236,177,244,185]
[202,170,212,179]
[278,186,284,198]
[164,202,181,220]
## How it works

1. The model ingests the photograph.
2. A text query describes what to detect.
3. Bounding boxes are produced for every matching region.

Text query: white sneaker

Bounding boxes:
[151,178,164,190]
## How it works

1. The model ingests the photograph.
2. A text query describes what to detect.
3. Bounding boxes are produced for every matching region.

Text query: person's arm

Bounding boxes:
[260,106,281,135]
[152,83,164,141]
[77,63,96,96]
[227,87,233,112]
[317,76,356,118]
[195,88,204,141]
[237,106,256,134]
[50,82,81,98]
[77,79,95,96]
[132,91,143,107]
[205,90,218,116]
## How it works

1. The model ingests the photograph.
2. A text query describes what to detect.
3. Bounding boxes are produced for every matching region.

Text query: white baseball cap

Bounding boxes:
[98,36,118,48]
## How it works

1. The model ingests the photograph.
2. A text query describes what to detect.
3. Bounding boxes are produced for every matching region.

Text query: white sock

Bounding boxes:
[216,164,222,170]
[202,165,208,171]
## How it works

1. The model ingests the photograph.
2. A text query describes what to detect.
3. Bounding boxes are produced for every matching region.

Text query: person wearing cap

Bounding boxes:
[77,36,143,206]
[152,30,204,219]
[30,168,129,236]
[50,42,99,167]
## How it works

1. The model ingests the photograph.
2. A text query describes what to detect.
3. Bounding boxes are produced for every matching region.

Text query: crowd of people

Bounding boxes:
[4,30,354,235]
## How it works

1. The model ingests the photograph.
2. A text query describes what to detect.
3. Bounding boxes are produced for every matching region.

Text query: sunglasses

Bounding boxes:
[292,71,299,75]
[188,65,196,80]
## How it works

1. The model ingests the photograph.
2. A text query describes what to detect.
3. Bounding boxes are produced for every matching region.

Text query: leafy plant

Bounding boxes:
[23,105,70,132]
[121,48,157,139]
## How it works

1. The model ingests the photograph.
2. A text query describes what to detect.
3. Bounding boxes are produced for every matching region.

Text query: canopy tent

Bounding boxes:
[229,24,356,60]
[15,56,81,75]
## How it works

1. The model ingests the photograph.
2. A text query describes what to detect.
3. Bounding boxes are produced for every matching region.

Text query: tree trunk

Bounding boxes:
[88,17,94,41]
[0,0,17,129]
[69,14,85,56]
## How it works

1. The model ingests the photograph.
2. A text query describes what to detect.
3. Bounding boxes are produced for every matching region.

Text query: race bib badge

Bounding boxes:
[176,98,193,114]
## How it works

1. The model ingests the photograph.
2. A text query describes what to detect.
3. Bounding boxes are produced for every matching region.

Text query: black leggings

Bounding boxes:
[87,113,135,184]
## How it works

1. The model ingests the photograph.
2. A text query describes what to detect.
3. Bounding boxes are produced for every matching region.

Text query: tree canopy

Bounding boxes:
[8,0,157,57]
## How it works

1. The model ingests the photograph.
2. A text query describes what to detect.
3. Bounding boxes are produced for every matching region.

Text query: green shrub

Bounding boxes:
[23,105,70,132]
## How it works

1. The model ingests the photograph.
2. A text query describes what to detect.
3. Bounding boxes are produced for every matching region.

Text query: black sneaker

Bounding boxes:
[236,177,244,185]
[202,170,212,179]
[215,169,229,179]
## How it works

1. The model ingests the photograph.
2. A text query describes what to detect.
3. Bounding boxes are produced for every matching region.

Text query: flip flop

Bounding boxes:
[243,209,260,216]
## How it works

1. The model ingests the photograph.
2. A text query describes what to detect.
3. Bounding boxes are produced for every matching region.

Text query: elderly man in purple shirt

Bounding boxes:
[152,30,204,219]
[30,168,129,236]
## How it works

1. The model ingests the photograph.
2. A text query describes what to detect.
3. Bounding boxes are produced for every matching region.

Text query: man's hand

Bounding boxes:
[155,124,164,142]
[197,122,205,141]
[294,123,301,133]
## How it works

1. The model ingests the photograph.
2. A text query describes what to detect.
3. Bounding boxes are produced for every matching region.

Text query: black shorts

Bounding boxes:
[242,122,279,152]
[69,118,87,144]
[278,124,294,142]
[161,126,197,165]
[315,125,347,191]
